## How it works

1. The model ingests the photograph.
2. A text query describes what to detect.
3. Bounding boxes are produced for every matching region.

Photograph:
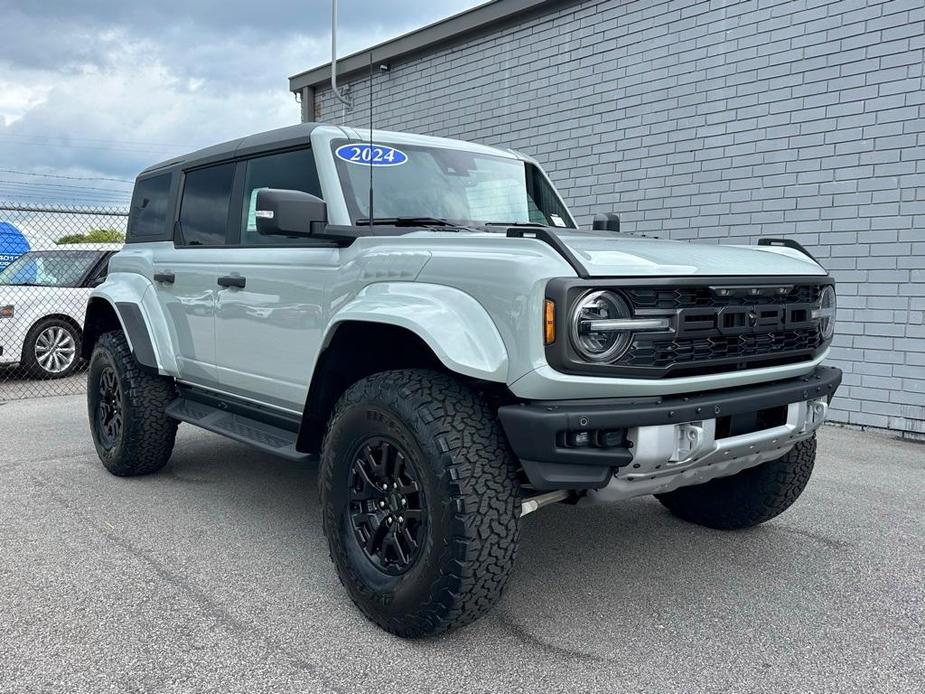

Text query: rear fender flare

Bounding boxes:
[84,273,176,374]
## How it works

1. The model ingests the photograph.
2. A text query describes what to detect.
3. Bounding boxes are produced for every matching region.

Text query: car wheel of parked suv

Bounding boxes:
[320,369,521,638]
[87,330,178,476]
[21,317,81,379]
[655,436,817,530]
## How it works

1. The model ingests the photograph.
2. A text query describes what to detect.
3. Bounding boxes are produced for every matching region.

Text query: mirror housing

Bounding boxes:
[592,213,621,233]
[256,189,327,237]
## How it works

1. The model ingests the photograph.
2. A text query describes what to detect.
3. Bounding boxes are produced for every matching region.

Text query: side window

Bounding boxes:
[178,163,235,246]
[86,254,110,286]
[524,164,574,228]
[127,173,171,242]
[240,148,322,245]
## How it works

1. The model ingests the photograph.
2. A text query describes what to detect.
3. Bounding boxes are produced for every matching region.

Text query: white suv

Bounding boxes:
[83,123,840,637]
[0,244,121,378]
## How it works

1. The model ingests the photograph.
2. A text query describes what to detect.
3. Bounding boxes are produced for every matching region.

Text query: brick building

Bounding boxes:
[290,0,925,437]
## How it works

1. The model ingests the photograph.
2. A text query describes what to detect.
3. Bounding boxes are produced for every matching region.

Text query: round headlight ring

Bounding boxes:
[569,290,633,362]
[818,285,836,341]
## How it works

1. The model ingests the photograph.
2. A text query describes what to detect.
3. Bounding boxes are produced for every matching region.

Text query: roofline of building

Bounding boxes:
[288,0,576,93]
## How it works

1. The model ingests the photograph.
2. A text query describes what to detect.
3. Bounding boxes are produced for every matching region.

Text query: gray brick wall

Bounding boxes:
[315,0,925,436]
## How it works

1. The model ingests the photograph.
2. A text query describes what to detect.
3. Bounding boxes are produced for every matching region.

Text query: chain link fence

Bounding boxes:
[0,202,129,400]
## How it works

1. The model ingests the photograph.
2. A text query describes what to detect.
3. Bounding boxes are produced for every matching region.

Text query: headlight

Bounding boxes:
[813,285,836,340]
[570,290,634,362]
[0,305,13,318]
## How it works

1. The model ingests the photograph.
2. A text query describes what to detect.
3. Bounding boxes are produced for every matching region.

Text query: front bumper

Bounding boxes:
[498,365,842,495]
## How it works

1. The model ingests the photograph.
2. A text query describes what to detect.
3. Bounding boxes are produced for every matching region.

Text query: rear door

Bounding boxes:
[149,163,236,388]
[213,147,340,411]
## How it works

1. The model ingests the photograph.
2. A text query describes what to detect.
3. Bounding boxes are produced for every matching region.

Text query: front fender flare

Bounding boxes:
[326,283,508,382]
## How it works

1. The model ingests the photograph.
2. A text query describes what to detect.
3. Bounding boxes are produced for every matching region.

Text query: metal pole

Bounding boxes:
[331,0,352,109]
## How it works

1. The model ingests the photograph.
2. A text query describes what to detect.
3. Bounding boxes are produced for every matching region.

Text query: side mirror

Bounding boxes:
[256,189,327,237]
[592,213,621,233]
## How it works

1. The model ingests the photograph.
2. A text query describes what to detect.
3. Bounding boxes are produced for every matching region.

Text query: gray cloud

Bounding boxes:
[0,0,481,202]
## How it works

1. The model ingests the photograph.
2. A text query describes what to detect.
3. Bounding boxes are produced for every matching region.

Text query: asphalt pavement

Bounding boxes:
[1,394,923,693]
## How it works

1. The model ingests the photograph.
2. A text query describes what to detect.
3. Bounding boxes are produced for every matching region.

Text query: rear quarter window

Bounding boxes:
[127,173,172,242]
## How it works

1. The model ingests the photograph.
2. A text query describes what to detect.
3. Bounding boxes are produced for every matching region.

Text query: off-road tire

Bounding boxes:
[87,330,178,476]
[21,317,81,379]
[655,435,816,530]
[320,369,521,638]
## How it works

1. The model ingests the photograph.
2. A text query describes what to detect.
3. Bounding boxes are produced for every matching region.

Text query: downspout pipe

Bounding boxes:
[331,0,352,109]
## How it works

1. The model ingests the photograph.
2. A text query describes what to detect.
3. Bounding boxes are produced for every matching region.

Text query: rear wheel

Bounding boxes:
[22,318,80,379]
[320,369,521,638]
[87,330,178,476]
[655,436,816,530]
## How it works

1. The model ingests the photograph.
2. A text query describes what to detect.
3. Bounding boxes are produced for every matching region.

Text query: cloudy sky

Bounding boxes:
[0,0,482,205]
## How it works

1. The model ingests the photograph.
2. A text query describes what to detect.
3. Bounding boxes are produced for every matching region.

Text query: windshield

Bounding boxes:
[332,140,576,228]
[0,251,100,287]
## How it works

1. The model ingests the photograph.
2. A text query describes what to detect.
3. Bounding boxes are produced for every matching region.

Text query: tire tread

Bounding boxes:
[320,369,520,637]
[89,330,177,476]
[656,436,816,530]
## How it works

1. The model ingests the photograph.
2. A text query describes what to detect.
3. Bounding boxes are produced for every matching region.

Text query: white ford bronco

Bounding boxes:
[83,123,841,637]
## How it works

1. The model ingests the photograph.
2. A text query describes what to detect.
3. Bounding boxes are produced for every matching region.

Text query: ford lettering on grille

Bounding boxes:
[675,303,816,338]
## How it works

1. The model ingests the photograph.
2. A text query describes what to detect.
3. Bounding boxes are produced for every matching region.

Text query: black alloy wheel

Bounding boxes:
[95,365,123,449]
[348,437,427,575]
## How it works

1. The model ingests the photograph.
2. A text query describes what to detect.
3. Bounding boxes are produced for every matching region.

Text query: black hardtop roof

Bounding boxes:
[137,122,327,179]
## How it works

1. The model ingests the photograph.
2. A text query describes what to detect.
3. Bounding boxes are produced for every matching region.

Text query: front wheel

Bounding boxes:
[655,435,817,530]
[320,369,521,638]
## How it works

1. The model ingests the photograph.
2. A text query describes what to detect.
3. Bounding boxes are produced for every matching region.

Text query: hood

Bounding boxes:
[553,231,826,277]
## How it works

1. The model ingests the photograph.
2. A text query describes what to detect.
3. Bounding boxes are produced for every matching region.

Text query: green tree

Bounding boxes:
[55,228,125,245]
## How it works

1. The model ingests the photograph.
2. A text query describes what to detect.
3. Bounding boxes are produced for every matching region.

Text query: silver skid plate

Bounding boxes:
[588,398,827,503]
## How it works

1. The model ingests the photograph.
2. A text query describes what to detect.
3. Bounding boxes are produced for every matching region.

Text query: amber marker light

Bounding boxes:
[544,299,556,345]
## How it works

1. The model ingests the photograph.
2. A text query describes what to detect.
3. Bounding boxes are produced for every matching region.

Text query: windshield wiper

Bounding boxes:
[355,216,456,227]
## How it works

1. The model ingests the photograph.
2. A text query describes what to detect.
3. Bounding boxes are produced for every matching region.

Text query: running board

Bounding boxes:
[166,397,313,462]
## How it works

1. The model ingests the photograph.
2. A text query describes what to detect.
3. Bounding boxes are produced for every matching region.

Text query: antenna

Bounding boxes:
[331,0,351,111]
[368,50,374,227]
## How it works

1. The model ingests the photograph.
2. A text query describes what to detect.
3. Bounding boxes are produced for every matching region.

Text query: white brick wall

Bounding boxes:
[315,0,925,436]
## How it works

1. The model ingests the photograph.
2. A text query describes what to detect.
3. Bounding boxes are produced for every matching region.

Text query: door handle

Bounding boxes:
[217,275,246,289]
[153,272,175,284]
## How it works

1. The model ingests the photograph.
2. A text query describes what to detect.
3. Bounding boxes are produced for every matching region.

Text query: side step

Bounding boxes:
[165,396,314,462]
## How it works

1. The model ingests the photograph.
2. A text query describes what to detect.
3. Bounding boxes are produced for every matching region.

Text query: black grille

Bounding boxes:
[544,276,832,379]
[613,281,827,375]
[626,328,823,369]
[624,284,822,309]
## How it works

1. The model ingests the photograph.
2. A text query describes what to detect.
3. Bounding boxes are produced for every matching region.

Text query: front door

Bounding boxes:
[211,147,338,411]
[214,249,339,410]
